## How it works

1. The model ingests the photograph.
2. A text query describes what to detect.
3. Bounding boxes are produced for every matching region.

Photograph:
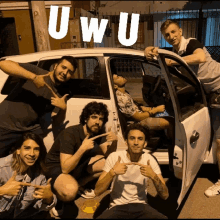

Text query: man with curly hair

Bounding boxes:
[45,101,118,217]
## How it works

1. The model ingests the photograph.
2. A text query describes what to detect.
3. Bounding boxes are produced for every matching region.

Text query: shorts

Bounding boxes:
[210,108,220,139]
[46,157,91,192]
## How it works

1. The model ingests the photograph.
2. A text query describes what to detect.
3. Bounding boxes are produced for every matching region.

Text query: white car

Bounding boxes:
[0,47,216,207]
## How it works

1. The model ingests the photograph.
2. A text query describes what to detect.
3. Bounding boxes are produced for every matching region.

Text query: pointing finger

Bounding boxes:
[132,162,142,166]
[85,134,90,139]
[62,94,69,100]
[45,82,58,98]
[47,178,52,185]
[19,182,37,187]
[118,156,121,163]
[151,47,155,52]
[124,162,134,165]
[147,160,150,166]
[90,133,109,141]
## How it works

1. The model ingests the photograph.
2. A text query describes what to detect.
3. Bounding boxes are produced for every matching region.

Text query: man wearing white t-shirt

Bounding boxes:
[94,123,168,219]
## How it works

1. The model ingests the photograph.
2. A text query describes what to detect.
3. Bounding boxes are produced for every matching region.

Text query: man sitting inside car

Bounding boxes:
[113,73,174,171]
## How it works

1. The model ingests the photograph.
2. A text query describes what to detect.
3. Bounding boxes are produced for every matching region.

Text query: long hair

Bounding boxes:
[80,102,109,125]
[11,132,47,174]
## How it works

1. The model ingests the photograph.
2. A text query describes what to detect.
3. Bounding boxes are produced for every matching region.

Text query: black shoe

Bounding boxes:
[209,90,220,108]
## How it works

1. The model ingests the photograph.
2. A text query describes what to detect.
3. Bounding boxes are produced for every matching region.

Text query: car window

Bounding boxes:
[110,57,144,104]
[142,62,164,78]
[38,57,104,99]
[164,55,205,120]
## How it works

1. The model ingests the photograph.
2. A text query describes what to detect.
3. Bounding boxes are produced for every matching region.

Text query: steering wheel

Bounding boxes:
[150,75,161,96]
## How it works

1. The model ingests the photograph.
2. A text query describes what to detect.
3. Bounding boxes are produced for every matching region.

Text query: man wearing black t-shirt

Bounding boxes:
[45,101,118,217]
[145,19,220,198]
[0,56,78,158]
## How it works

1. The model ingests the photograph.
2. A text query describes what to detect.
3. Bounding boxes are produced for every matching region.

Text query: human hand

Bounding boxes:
[144,47,159,60]
[155,105,165,113]
[140,106,152,112]
[106,127,118,142]
[33,178,54,204]
[81,133,110,152]
[134,160,156,179]
[32,74,49,88]
[1,171,33,196]
[81,134,94,151]
[51,94,68,111]
[112,156,133,175]
[165,58,173,66]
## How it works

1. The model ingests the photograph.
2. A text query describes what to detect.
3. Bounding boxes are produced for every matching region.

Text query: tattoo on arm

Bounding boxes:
[152,175,169,200]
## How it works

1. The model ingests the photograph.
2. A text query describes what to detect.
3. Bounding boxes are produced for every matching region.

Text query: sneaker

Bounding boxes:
[78,189,96,199]
[51,204,64,217]
[205,180,220,197]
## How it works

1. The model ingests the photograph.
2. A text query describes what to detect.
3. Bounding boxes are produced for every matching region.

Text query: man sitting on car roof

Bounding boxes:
[0,56,78,158]
[113,73,174,172]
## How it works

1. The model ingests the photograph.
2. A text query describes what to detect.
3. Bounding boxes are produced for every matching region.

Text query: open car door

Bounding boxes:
[158,49,211,207]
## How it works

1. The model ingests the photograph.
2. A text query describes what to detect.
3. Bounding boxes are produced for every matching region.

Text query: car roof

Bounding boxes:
[1,47,186,65]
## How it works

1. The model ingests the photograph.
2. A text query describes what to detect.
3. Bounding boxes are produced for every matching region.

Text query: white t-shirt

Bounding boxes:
[103,150,161,209]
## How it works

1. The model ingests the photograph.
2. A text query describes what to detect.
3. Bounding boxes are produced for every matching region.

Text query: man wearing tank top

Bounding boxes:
[145,19,220,197]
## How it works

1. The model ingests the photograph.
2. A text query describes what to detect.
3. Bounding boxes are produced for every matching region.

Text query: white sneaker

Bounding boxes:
[79,189,96,199]
[205,180,220,197]
[51,205,64,217]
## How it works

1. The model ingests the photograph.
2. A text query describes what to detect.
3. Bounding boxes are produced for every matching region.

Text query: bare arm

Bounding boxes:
[167,48,206,66]
[137,160,169,200]
[0,60,36,80]
[132,106,164,121]
[94,170,115,196]
[60,135,94,174]
[151,173,169,200]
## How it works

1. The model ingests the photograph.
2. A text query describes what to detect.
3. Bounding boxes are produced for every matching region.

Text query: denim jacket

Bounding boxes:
[0,154,57,219]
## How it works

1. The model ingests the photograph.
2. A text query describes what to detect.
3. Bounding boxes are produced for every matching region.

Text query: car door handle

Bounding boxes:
[190,130,200,144]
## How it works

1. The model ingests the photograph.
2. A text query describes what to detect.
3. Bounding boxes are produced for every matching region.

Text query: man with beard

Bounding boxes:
[45,101,118,217]
[0,56,78,158]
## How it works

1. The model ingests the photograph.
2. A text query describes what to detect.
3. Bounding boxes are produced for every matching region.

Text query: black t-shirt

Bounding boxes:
[45,124,106,168]
[0,63,61,131]
[176,39,204,56]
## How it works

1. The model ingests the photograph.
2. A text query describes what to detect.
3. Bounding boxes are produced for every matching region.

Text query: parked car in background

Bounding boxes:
[0,47,216,207]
